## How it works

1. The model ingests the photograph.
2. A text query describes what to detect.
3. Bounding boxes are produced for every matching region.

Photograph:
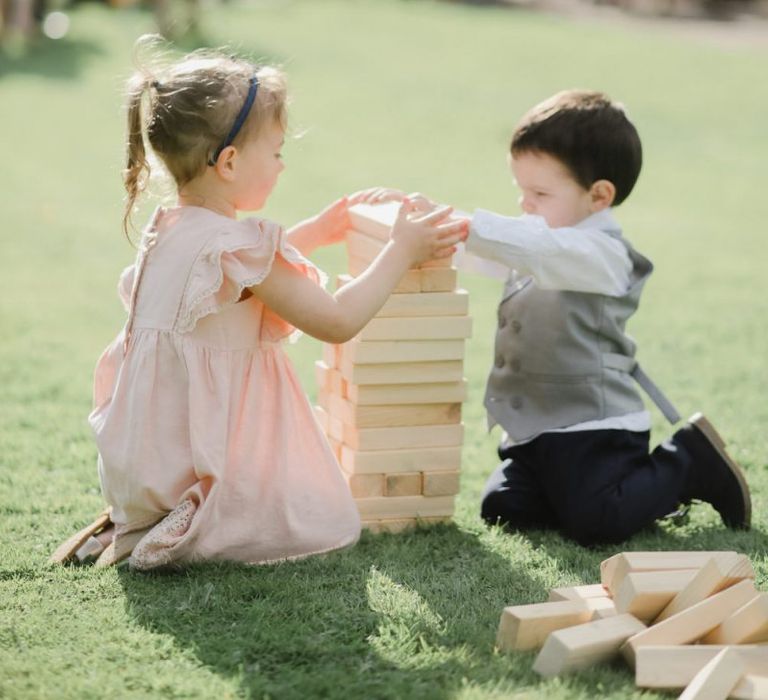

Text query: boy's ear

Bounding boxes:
[213,145,238,182]
[588,179,616,212]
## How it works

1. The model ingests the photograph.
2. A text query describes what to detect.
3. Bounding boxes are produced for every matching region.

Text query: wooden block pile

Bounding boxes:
[314,202,470,534]
[497,551,768,697]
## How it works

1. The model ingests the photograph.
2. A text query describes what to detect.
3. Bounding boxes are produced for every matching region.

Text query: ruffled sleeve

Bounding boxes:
[117,265,136,312]
[176,217,327,335]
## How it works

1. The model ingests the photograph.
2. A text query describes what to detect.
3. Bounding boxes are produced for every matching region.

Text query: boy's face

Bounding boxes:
[510,150,595,229]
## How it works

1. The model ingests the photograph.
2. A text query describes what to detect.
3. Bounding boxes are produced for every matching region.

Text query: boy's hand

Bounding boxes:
[391,198,468,266]
[349,187,438,214]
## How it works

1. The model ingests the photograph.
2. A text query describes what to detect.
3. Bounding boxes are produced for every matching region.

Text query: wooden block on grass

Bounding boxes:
[677,648,744,700]
[602,551,739,595]
[496,600,593,652]
[362,516,451,534]
[532,613,646,677]
[422,470,461,497]
[354,495,454,520]
[357,315,472,341]
[341,339,465,365]
[621,579,759,666]
[343,423,463,451]
[341,444,462,475]
[385,472,422,497]
[346,380,467,406]
[340,359,464,386]
[548,584,609,603]
[702,592,768,644]
[613,569,699,622]
[655,553,755,622]
[730,675,768,700]
[635,646,768,689]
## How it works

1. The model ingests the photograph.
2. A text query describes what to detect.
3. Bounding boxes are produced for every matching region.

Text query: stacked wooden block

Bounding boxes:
[314,202,470,533]
[497,551,768,698]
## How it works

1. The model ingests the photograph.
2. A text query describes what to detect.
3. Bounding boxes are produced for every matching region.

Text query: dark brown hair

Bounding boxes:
[122,35,288,238]
[511,90,642,206]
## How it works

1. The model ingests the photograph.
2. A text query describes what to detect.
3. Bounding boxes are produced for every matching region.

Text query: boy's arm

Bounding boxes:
[466,210,633,296]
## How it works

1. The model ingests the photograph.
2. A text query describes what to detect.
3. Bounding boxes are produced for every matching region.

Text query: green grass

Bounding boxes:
[1,1,766,698]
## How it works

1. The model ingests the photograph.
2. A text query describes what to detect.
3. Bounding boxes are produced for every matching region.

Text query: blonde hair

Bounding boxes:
[123,35,288,237]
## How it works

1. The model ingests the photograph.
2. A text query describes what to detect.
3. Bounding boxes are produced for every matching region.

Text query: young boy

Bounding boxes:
[458,89,751,545]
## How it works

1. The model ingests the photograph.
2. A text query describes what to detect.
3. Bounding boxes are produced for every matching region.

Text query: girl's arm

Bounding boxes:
[252,201,466,343]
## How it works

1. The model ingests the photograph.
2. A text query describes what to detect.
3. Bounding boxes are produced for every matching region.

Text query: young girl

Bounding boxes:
[50,37,466,570]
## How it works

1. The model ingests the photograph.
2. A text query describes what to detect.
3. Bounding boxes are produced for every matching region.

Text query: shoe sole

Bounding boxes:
[689,412,752,529]
[94,527,151,568]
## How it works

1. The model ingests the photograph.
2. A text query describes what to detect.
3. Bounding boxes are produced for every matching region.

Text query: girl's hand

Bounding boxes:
[307,196,351,246]
[350,187,438,213]
[391,198,468,267]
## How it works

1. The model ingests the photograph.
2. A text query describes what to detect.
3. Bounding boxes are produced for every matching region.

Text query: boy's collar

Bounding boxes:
[574,208,621,233]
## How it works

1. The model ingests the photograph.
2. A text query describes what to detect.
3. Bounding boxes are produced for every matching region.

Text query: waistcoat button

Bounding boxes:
[499,317,507,328]
[511,320,522,333]
[511,396,523,409]
[495,356,505,368]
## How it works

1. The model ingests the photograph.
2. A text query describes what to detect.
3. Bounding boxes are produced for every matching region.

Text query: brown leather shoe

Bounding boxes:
[679,413,751,530]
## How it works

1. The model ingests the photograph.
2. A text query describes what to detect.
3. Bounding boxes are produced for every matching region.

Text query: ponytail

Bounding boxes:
[122,73,151,241]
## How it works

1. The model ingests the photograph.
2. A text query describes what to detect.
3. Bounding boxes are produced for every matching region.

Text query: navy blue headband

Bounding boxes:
[208,75,259,167]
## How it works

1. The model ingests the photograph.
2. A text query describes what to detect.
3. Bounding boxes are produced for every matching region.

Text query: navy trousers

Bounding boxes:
[480,428,692,546]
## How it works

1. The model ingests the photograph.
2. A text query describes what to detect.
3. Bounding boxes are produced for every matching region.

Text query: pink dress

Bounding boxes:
[88,206,360,569]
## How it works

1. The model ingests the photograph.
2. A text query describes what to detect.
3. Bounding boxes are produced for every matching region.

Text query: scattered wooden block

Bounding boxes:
[702,592,768,645]
[344,472,384,498]
[602,551,739,595]
[377,289,469,318]
[346,379,467,406]
[634,646,768,689]
[354,495,455,519]
[340,359,464,385]
[613,569,699,622]
[496,600,593,652]
[532,613,646,677]
[621,579,759,666]
[343,423,463,451]
[341,339,465,365]
[547,584,608,603]
[585,597,618,620]
[340,444,462,475]
[655,554,754,622]
[422,470,461,497]
[357,315,472,341]
[677,648,744,700]
[385,472,422,497]
[730,674,768,700]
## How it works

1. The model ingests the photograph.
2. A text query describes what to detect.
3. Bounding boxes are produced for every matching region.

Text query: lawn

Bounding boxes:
[0,1,766,698]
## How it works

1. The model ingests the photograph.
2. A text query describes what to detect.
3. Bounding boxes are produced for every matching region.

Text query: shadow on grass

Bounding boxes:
[117,524,553,699]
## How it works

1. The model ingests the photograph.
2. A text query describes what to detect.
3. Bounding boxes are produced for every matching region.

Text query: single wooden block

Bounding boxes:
[548,584,610,603]
[702,592,768,644]
[348,202,397,241]
[532,613,646,677]
[621,579,759,666]
[384,472,422,497]
[314,360,346,398]
[342,339,465,365]
[322,342,340,370]
[340,359,464,386]
[730,675,768,700]
[346,229,385,265]
[635,645,768,689]
[313,405,329,432]
[585,597,618,620]
[362,516,451,534]
[327,412,344,443]
[419,267,458,292]
[341,444,462,475]
[328,438,342,462]
[377,289,469,318]
[613,569,699,622]
[346,379,467,406]
[357,315,472,341]
[422,470,461,497]
[348,255,421,292]
[328,395,461,429]
[344,472,384,498]
[354,495,455,519]
[343,423,464,451]
[655,553,755,622]
[496,600,593,652]
[603,551,739,595]
[678,648,744,700]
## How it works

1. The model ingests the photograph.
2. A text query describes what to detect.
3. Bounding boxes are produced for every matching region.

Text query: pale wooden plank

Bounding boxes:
[357,315,472,341]
[496,600,593,652]
[419,267,458,292]
[378,289,469,317]
[702,592,768,645]
[343,423,463,451]
[548,584,610,603]
[346,379,467,406]
[677,648,744,700]
[341,444,462,474]
[339,359,464,386]
[342,338,465,365]
[730,675,768,700]
[329,396,462,428]
[422,470,461,497]
[613,569,699,622]
[354,495,455,519]
[384,472,422,497]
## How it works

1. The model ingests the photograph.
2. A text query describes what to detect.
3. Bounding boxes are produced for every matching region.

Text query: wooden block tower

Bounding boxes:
[314,202,471,533]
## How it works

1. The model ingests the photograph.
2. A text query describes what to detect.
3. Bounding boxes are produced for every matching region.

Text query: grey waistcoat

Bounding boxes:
[485,231,679,444]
